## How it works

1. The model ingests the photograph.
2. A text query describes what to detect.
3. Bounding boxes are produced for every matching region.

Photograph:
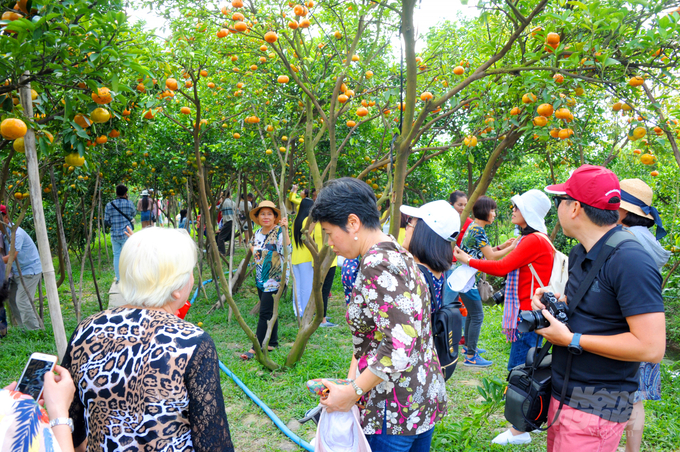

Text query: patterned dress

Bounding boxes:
[250,225,290,292]
[347,240,447,436]
[62,308,233,452]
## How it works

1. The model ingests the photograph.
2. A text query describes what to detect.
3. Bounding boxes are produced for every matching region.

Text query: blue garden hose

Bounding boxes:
[190,269,315,451]
[219,361,315,451]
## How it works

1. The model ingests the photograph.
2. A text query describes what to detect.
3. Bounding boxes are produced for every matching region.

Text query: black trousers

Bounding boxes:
[321,267,336,318]
[256,289,279,348]
[217,221,239,255]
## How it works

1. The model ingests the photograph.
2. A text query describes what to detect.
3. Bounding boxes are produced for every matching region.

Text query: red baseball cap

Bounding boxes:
[545,165,621,210]
[0,205,6,215]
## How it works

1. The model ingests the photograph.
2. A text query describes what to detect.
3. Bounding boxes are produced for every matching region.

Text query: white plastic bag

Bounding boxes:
[312,405,371,452]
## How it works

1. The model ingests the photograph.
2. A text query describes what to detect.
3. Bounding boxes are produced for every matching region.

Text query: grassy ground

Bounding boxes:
[1,232,680,451]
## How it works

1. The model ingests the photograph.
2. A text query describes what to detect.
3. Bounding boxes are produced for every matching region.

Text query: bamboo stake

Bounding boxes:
[19,73,67,359]
[76,174,100,321]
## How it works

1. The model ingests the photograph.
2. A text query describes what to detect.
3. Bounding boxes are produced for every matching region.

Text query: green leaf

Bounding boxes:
[402,324,417,337]
[379,356,392,367]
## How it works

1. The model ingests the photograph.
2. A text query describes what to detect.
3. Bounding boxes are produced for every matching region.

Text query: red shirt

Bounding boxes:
[468,233,554,310]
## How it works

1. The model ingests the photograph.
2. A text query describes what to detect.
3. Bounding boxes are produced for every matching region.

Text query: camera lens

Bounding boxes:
[518,311,541,333]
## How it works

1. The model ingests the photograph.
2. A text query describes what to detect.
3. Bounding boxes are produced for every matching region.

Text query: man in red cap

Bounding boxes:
[530,165,666,451]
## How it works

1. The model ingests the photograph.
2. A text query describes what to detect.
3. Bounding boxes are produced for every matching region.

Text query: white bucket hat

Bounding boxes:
[400,200,460,242]
[511,189,551,234]
[141,189,149,196]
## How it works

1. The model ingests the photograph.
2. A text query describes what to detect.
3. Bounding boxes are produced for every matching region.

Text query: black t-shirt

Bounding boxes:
[552,226,664,423]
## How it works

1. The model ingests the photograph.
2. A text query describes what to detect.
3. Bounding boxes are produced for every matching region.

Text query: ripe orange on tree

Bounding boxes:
[352,54,360,62]
[232,0,243,7]
[288,20,299,29]
[277,75,290,83]
[522,93,537,104]
[632,127,646,140]
[233,132,241,139]
[232,12,245,20]
[464,135,477,147]
[365,70,373,79]
[533,116,548,127]
[166,78,178,90]
[640,153,655,165]
[537,103,553,117]
[180,107,191,114]
[356,107,369,117]
[234,21,248,32]
[73,114,91,129]
[654,126,663,135]
[96,135,107,144]
[92,87,112,104]
[628,76,644,87]
[650,170,659,177]
[420,91,433,102]
[144,110,154,120]
[453,66,464,75]
[510,107,521,115]
[338,94,349,103]
[612,102,622,111]
[109,129,120,138]
[633,149,642,155]
[200,70,208,77]
[555,108,571,120]
[553,73,564,83]
[300,18,311,28]
[1,118,28,140]
[346,120,356,127]
[217,28,228,38]
[185,80,193,88]
[136,83,146,92]
[558,128,573,139]
[550,128,560,138]
[264,31,278,43]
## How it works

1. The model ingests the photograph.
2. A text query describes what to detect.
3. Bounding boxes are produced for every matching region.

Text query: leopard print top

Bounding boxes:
[62,308,233,452]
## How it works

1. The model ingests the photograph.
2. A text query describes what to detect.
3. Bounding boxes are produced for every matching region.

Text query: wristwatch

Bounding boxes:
[349,380,364,397]
[49,417,74,432]
[568,333,583,355]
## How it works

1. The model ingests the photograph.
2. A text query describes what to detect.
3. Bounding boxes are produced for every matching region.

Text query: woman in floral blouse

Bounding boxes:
[310,178,447,451]
[241,200,291,360]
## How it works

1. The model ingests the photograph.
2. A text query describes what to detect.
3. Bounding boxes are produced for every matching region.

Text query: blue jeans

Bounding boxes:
[112,238,128,281]
[508,329,542,371]
[366,413,435,452]
[460,288,483,355]
[442,269,459,307]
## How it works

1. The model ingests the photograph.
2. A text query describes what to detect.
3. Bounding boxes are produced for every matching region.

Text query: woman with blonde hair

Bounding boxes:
[62,227,233,452]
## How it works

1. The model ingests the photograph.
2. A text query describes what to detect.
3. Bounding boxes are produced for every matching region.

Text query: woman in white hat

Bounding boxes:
[618,179,670,452]
[455,189,554,446]
[240,200,290,360]
[137,189,153,228]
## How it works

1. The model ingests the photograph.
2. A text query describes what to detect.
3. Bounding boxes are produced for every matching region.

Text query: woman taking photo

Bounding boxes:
[241,200,291,360]
[311,178,447,450]
[62,227,233,451]
[456,196,516,368]
[454,189,553,446]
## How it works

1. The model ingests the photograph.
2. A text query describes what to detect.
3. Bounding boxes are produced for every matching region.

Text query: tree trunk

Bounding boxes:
[49,168,78,314]
[460,128,523,220]
[19,73,67,360]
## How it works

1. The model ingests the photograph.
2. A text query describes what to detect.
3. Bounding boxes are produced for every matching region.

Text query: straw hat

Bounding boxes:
[619,178,654,220]
[249,200,281,225]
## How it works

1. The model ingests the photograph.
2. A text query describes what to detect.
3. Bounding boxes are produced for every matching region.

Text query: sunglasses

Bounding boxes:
[553,196,572,209]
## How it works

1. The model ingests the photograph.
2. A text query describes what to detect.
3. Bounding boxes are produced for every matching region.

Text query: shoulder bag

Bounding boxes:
[504,229,634,432]
[110,200,134,230]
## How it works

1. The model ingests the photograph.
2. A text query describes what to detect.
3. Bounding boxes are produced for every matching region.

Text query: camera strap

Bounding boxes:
[531,229,635,431]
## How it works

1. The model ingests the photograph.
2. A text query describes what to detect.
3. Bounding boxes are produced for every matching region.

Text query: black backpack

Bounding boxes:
[418,264,463,381]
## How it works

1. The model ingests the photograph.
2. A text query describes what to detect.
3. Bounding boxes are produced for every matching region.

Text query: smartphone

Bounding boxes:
[16,353,58,400]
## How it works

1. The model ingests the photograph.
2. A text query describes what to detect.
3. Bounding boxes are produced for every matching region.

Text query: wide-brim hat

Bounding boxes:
[141,189,149,196]
[511,189,551,234]
[619,178,654,220]
[250,200,281,225]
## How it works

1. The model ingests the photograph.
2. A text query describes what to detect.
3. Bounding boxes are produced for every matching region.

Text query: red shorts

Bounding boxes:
[547,396,626,452]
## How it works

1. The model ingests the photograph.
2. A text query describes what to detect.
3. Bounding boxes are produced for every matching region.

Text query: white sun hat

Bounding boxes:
[400,199,460,242]
[511,189,551,234]
[141,189,149,196]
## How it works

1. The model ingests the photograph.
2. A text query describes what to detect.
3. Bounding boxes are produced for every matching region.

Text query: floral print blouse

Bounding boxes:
[347,239,447,436]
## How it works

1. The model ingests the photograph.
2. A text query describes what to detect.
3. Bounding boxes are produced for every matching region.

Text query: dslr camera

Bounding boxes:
[491,282,506,305]
[517,292,568,333]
